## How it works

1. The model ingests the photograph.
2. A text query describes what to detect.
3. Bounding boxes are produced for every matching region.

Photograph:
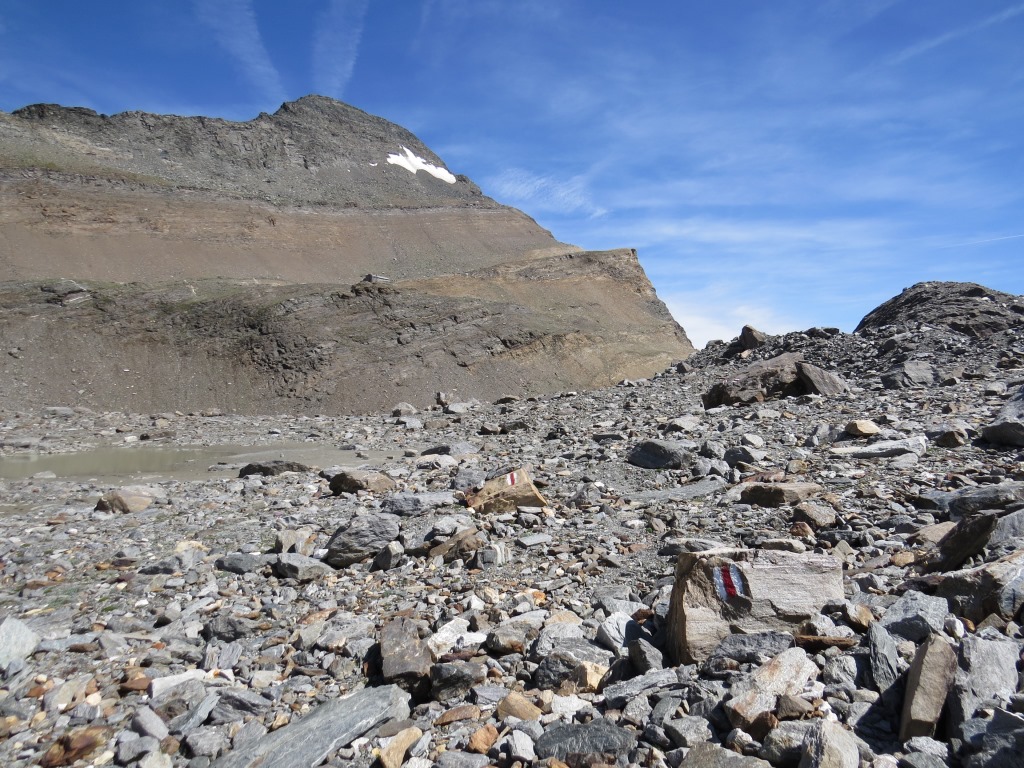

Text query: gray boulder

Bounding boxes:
[324,514,401,567]
[627,439,692,469]
[534,718,637,761]
[983,386,1024,446]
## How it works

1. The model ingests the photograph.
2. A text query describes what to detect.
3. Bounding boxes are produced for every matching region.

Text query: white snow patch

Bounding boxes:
[386,146,456,184]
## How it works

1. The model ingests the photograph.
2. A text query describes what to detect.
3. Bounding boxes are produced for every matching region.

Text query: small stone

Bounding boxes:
[379,726,423,768]
[665,715,713,748]
[496,691,542,721]
[273,552,335,581]
[132,706,170,741]
[467,723,499,754]
[846,420,880,437]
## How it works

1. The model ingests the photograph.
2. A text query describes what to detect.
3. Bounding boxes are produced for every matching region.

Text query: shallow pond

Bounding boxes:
[0,442,394,482]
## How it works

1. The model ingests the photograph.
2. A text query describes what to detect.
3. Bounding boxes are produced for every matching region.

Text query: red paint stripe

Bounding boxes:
[720,566,738,599]
[508,472,517,485]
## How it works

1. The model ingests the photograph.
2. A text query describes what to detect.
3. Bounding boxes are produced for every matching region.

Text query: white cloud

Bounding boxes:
[312,0,369,98]
[193,0,285,104]
[486,168,607,217]
[885,2,1024,66]
[662,289,806,349]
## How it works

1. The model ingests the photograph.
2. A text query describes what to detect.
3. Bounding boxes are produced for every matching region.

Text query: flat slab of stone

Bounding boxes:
[516,533,552,548]
[830,436,927,459]
[740,482,821,507]
[211,684,409,768]
[0,616,40,668]
[665,548,843,664]
[679,742,772,767]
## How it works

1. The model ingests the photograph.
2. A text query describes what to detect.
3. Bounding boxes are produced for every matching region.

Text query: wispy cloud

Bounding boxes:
[885,2,1024,66]
[193,0,285,104]
[312,0,369,98]
[938,232,1024,248]
[486,168,607,218]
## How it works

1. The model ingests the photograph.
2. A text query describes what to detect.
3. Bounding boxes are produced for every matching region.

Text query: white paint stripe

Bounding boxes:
[712,566,728,602]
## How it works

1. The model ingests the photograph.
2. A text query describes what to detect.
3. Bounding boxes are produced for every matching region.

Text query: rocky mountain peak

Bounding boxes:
[0,96,692,413]
[3,94,486,208]
[855,280,1024,339]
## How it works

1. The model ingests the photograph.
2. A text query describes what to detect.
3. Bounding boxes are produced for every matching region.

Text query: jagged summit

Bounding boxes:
[3,94,488,208]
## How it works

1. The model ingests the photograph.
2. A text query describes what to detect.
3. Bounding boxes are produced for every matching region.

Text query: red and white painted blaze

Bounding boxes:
[712,564,746,602]
[506,472,518,486]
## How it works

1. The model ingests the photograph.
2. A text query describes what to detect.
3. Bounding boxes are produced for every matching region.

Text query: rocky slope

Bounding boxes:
[0,96,692,413]
[0,281,1022,768]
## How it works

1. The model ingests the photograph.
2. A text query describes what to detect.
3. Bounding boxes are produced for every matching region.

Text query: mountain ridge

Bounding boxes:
[0,95,693,414]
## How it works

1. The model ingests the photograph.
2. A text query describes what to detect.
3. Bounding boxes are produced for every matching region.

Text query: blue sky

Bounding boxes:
[2,1,1022,346]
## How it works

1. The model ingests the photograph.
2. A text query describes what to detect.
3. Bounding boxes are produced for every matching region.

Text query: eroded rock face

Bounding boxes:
[0,97,692,414]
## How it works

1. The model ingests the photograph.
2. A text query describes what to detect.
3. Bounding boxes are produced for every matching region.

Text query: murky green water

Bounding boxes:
[0,442,395,482]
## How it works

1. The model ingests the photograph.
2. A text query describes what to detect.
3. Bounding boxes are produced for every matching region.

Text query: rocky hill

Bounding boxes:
[0,280,1023,768]
[0,96,692,413]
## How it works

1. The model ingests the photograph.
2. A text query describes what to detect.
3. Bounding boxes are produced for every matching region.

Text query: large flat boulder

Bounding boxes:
[211,684,410,768]
[665,548,844,664]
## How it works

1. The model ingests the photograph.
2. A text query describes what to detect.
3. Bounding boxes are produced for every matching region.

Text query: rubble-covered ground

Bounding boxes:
[0,281,1023,768]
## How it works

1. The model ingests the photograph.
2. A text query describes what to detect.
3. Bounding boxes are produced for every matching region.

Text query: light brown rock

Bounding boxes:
[379,726,422,768]
[467,723,499,754]
[496,691,542,721]
[740,482,822,507]
[465,468,548,513]
[433,705,481,727]
[900,634,957,740]
[845,419,880,437]
[573,661,608,693]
